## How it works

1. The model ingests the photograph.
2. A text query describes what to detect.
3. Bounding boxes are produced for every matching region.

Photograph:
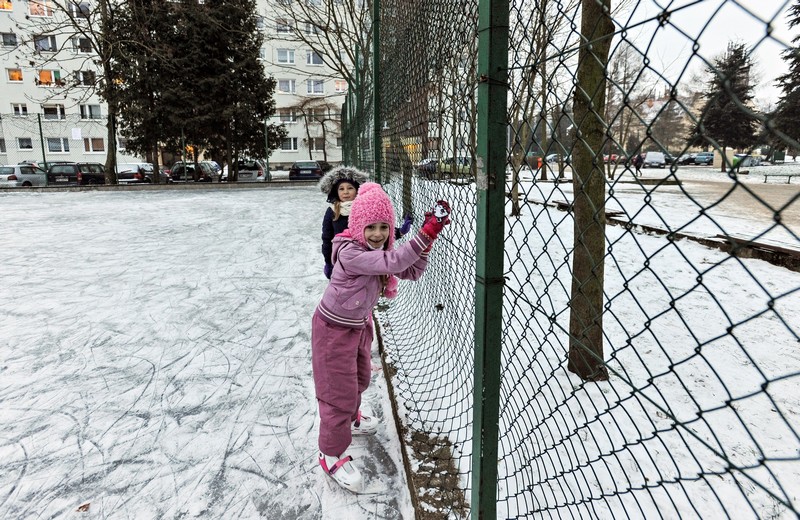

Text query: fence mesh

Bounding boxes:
[348,0,800,518]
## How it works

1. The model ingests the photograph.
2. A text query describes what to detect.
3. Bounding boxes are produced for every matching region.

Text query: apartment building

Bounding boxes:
[0,0,140,166]
[256,0,347,170]
[1,0,346,169]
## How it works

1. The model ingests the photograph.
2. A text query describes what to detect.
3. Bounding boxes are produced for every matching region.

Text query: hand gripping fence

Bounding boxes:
[345,0,800,517]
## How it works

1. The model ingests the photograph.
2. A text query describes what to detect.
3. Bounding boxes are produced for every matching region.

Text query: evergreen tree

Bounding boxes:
[686,42,760,170]
[114,0,284,179]
[112,1,174,180]
[772,1,800,147]
[649,100,684,154]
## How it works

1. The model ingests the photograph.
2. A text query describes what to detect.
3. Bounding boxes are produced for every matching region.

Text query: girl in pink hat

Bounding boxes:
[318,167,414,279]
[311,182,451,492]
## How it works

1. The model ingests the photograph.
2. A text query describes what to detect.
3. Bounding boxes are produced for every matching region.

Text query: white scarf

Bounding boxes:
[334,200,354,216]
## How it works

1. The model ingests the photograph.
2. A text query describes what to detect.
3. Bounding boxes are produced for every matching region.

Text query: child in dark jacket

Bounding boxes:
[318,167,413,279]
[312,182,450,492]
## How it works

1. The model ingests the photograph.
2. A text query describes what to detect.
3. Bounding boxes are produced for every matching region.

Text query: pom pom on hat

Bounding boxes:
[318,166,370,202]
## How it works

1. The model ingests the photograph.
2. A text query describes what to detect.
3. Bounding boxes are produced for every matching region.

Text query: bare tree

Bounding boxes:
[15,0,123,183]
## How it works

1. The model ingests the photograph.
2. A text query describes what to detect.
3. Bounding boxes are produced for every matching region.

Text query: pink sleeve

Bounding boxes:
[339,233,433,276]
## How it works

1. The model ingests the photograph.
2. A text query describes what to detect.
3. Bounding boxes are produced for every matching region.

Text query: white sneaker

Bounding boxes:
[319,452,363,493]
[351,411,379,436]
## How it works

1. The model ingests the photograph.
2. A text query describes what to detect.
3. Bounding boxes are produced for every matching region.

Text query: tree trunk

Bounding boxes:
[567,0,614,381]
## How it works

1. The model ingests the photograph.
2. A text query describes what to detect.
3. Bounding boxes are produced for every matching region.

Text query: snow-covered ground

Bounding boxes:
[0,188,414,519]
[2,170,799,519]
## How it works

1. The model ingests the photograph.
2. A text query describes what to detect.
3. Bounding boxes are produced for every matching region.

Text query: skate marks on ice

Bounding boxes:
[0,190,411,518]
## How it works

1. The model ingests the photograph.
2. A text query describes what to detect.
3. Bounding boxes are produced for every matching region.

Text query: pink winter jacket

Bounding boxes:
[316,230,433,329]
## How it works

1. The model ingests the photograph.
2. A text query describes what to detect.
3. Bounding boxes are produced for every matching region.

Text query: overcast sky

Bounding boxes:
[623,0,796,107]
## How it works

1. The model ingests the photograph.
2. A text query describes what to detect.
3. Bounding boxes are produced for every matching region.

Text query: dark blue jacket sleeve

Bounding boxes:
[321,208,335,266]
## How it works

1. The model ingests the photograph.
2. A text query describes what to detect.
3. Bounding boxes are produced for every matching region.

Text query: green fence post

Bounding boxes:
[472,0,509,516]
[372,0,381,183]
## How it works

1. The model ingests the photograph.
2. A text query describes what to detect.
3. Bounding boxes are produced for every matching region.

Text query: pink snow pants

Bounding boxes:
[311,310,373,457]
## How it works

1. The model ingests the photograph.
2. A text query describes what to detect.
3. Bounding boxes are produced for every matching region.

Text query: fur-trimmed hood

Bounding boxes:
[318,166,370,202]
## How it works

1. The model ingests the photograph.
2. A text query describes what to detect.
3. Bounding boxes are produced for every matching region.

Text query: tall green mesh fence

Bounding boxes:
[346,0,800,517]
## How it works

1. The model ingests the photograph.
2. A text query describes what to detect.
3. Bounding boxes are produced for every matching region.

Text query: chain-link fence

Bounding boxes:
[345,0,800,517]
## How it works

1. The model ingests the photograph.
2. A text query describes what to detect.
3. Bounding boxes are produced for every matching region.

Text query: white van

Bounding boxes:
[643,151,666,168]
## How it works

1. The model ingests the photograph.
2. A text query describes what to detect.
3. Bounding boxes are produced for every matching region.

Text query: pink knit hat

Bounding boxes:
[348,183,399,298]
[348,182,396,250]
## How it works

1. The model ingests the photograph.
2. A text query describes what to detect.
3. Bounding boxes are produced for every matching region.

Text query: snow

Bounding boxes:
[2,168,799,518]
[0,187,414,519]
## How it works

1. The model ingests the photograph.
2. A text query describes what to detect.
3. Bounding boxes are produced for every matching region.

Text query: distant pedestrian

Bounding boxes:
[632,153,643,176]
[312,182,450,492]
[318,167,413,279]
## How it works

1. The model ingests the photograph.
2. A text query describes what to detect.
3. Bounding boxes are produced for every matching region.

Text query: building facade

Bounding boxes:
[0,0,140,167]
[0,0,346,171]
[255,0,347,170]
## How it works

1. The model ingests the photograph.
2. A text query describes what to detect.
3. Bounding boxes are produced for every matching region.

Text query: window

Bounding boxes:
[335,80,347,93]
[118,137,128,150]
[47,137,69,152]
[12,103,28,116]
[37,69,63,86]
[277,49,295,64]
[0,0,12,10]
[256,16,265,30]
[7,68,22,82]
[336,137,343,147]
[307,51,324,65]
[18,137,33,150]
[34,35,56,52]
[69,1,90,17]
[306,108,326,120]
[83,137,104,152]
[43,104,66,119]
[1,32,16,47]
[75,70,95,86]
[258,47,266,60]
[277,79,295,93]
[276,18,292,33]
[0,139,6,153]
[279,109,297,123]
[306,79,324,94]
[80,104,101,119]
[309,137,325,151]
[305,22,320,34]
[72,37,92,53]
[29,0,54,16]
[280,137,298,151]
[307,0,321,6]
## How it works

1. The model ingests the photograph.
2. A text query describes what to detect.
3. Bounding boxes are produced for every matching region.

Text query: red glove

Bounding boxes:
[420,200,451,239]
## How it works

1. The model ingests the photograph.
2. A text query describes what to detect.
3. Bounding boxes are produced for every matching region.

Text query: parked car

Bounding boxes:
[289,160,324,181]
[236,159,268,182]
[0,164,48,187]
[47,162,106,186]
[117,162,171,184]
[438,156,473,176]
[642,151,666,168]
[693,152,714,165]
[414,158,438,177]
[170,162,214,182]
[677,153,696,165]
